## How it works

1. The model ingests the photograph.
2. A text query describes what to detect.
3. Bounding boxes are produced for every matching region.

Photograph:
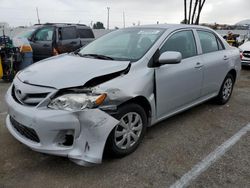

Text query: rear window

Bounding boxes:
[77,28,94,38]
[60,27,77,40]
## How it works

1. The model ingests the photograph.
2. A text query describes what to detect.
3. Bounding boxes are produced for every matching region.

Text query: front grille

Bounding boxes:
[243,51,250,58]
[12,85,49,106]
[10,116,40,143]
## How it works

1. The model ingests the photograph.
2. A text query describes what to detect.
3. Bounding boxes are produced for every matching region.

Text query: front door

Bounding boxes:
[30,27,55,61]
[155,30,203,119]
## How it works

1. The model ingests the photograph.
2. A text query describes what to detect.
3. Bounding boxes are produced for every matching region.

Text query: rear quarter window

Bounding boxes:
[77,29,94,38]
[217,38,225,50]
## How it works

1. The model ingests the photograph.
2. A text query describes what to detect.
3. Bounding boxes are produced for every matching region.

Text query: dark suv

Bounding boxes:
[24,23,95,61]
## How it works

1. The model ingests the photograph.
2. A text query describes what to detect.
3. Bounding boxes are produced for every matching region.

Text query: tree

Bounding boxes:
[195,0,206,24]
[188,0,193,24]
[93,22,105,29]
[191,0,199,24]
[183,0,206,25]
[184,0,187,24]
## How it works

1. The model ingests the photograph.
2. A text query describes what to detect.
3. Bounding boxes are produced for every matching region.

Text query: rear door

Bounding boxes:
[196,30,228,97]
[30,27,55,61]
[77,28,95,47]
[57,26,81,53]
[155,29,203,119]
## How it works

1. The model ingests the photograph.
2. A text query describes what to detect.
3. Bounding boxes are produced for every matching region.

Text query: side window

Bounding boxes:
[197,31,220,53]
[77,29,94,38]
[34,27,54,41]
[60,27,77,40]
[160,30,197,59]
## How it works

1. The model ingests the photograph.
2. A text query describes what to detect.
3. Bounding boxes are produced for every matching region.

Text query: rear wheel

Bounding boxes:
[216,73,235,105]
[106,103,147,157]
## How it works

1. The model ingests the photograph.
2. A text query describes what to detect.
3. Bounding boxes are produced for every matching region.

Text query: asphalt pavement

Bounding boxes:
[0,68,250,188]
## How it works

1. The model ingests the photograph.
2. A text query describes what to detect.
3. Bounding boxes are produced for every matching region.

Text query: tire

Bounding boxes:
[215,73,235,105]
[106,103,147,157]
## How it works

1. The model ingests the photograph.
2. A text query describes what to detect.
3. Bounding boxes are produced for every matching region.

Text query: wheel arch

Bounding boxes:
[228,69,237,82]
[118,96,152,125]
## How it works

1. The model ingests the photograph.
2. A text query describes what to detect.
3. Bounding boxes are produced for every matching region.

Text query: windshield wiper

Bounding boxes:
[77,53,114,60]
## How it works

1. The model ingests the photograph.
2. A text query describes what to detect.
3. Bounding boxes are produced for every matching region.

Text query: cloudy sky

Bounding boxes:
[0,0,249,28]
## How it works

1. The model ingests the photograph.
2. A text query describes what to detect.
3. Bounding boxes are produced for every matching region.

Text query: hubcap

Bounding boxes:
[114,112,143,150]
[222,78,233,101]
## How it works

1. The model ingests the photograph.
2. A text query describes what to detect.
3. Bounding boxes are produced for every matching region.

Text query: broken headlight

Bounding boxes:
[48,93,107,111]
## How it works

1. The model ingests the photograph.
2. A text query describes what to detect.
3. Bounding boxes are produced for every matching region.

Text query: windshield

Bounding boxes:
[16,29,35,38]
[78,28,164,61]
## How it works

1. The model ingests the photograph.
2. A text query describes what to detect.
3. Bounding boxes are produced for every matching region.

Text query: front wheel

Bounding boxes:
[215,73,235,105]
[106,103,147,157]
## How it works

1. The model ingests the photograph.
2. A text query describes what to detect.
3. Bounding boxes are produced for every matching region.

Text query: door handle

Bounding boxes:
[223,55,229,60]
[70,41,77,44]
[195,62,203,69]
[43,44,49,47]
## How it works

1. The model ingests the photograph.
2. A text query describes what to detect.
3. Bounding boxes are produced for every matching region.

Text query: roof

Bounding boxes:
[34,23,90,28]
[131,24,211,30]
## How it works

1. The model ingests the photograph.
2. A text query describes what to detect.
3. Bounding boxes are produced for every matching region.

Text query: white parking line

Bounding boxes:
[169,123,250,188]
[0,112,7,116]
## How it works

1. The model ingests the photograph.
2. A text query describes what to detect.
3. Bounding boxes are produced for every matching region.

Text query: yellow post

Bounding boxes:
[0,57,3,79]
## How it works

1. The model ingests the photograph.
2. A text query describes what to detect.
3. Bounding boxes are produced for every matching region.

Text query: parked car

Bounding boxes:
[239,41,250,66]
[15,23,95,61]
[5,24,241,166]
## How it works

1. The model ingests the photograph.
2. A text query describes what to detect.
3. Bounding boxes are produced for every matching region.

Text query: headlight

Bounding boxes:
[48,93,107,111]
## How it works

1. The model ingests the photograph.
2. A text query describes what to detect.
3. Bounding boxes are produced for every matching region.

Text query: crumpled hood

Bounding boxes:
[18,54,130,89]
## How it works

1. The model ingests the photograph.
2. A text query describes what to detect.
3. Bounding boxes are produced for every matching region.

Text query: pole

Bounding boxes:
[36,7,41,24]
[123,11,125,28]
[184,0,187,24]
[188,0,193,24]
[107,7,110,30]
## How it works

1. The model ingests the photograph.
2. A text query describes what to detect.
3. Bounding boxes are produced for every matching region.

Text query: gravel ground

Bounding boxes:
[0,68,250,188]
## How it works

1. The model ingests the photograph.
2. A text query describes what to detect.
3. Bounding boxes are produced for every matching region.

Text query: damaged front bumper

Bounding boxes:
[5,87,119,166]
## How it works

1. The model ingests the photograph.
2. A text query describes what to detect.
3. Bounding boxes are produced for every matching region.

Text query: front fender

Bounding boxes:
[69,109,119,165]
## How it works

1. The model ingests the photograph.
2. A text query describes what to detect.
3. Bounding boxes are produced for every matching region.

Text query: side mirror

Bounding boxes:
[158,51,182,65]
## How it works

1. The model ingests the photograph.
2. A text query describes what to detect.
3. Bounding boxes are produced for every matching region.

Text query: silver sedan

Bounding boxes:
[5,24,241,166]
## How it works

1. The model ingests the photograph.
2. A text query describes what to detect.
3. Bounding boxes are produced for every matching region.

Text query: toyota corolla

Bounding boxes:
[5,24,241,166]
